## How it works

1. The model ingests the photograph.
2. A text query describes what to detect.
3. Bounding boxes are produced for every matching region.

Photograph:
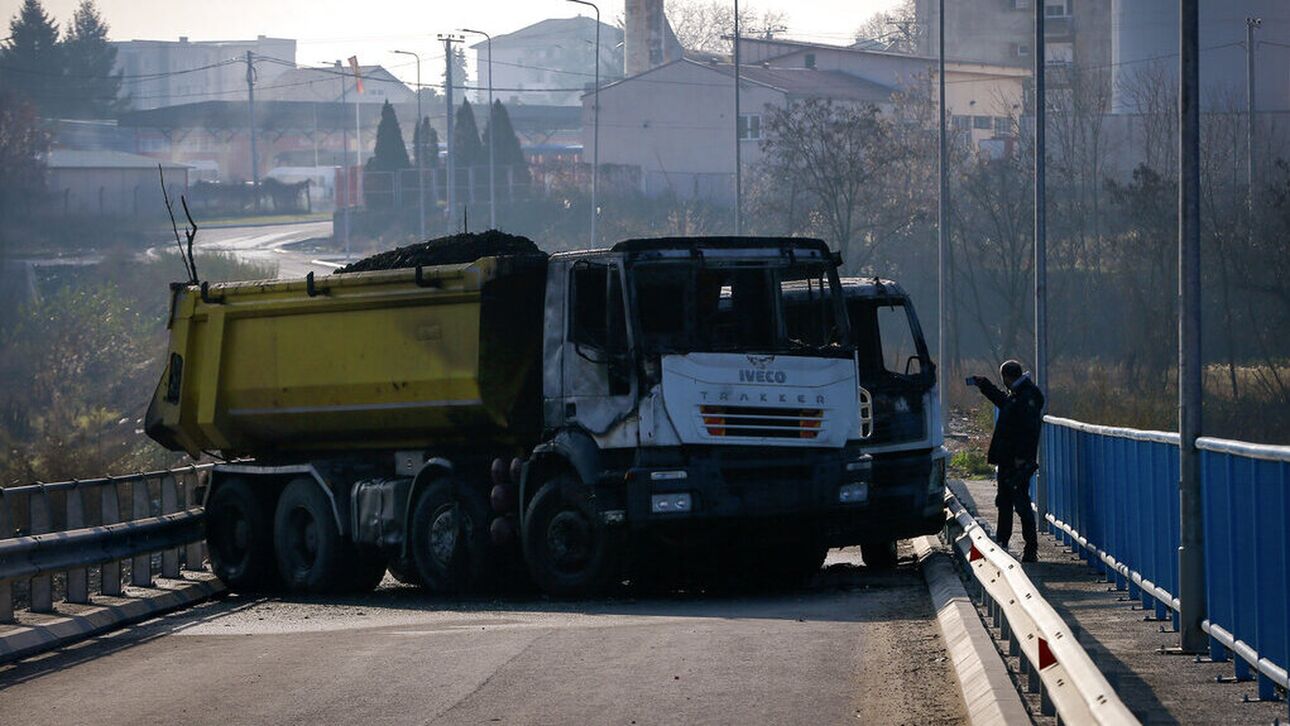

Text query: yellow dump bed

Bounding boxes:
[145,255,547,459]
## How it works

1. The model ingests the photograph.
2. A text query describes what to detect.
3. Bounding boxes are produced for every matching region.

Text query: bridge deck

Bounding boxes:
[0,547,965,726]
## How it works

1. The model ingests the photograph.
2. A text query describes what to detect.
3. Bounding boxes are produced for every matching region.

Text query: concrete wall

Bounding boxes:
[1111,0,1290,114]
[585,61,782,201]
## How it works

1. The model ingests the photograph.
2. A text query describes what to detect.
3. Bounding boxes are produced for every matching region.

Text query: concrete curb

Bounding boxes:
[915,535,1032,726]
[0,574,226,664]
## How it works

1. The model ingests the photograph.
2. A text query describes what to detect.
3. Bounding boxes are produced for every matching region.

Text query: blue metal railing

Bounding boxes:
[1041,415,1289,702]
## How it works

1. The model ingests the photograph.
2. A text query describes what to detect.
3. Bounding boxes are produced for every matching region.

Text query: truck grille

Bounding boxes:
[699,405,824,440]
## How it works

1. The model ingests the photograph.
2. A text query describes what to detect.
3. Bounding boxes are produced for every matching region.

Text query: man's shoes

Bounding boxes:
[1021,546,1038,563]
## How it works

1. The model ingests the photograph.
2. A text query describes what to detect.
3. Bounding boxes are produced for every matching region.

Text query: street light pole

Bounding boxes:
[335,60,351,258]
[439,34,464,229]
[393,50,425,240]
[567,0,600,247]
[1178,0,1207,655]
[1034,0,1048,519]
[937,0,948,423]
[734,0,742,235]
[461,29,496,230]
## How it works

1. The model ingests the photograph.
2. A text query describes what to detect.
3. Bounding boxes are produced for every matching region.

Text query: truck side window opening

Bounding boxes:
[570,263,626,353]
[853,300,925,379]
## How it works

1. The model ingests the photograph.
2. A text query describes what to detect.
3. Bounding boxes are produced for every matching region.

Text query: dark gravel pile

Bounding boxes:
[336,231,544,273]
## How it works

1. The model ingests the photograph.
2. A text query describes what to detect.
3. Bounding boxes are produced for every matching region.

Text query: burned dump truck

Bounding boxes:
[146,234,888,597]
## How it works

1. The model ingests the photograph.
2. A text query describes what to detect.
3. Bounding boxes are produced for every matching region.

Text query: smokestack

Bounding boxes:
[625,0,683,76]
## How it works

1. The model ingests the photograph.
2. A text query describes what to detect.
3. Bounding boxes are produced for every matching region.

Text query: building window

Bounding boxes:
[951,115,971,132]
[994,116,1012,135]
[804,53,816,69]
[973,115,993,130]
[1045,1,1070,17]
[1011,0,1032,8]
[1014,43,1031,57]
[738,114,762,141]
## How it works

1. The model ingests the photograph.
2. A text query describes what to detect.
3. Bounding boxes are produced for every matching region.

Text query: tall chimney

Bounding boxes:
[625,0,682,76]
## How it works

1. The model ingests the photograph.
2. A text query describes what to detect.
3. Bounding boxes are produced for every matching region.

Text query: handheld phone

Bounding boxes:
[965,376,977,387]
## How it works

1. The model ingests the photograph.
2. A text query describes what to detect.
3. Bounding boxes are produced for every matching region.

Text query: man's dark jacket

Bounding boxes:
[979,376,1045,466]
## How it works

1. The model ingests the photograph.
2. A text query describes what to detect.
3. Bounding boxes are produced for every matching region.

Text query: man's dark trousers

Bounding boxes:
[995,464,1037,550]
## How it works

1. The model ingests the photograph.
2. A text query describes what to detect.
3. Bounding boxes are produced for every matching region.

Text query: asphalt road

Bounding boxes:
[192,220,336,278]
[0,547,965,726]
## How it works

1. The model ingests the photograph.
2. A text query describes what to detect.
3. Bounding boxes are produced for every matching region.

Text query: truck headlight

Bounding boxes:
[650,470,688,481]
[651,493,693,513]
[838,482,869,504]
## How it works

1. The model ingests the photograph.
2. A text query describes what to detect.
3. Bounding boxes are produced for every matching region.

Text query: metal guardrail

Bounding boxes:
[0,465,212,623]
[1043,415,1290,704]
[944,491,1139,725]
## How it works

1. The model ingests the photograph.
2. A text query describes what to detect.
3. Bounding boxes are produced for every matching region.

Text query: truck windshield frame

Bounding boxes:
[853,296,935,387]
[625,252,852,357]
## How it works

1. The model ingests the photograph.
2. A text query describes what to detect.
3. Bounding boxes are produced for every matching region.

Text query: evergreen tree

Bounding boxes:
[484,100,531,185]
[62,0,123,118]
[366,100,410,171]
[412,116,439,169]
[443,46,468,91]
[453,99,484,169]
[0,0,62,114]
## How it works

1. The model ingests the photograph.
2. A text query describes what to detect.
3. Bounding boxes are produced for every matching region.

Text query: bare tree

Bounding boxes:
[759,98,907,269]
[853,0,920,53]
[665,0,787,54]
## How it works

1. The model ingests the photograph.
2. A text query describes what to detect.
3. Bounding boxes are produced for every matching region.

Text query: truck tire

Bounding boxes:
[273,478,352,593]
[409,478,491,594]
[862,540,899,571]
[523,476,621,598]
[206,477,277,591]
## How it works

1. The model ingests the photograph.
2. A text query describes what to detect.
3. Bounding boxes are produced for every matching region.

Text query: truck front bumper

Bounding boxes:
[603,446,943,546]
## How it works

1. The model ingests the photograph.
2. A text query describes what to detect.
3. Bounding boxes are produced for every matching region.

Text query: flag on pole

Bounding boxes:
[347,56,364,94]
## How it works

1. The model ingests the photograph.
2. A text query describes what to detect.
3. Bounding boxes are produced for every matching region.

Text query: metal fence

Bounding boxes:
[1042,415,1290,702]
[0,465,211,623]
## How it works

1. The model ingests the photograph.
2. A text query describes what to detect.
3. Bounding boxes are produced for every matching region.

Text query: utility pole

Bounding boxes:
[393,50,425,240]
[1033,0,1048,518]
[461,29,496,230]
[439,34,464,229]
[567,0,600,246]
[1177,0,1206,655]
[245,51,260,210]
[734,0,742,236]
[335,60,351,258]
[936,0,948,421]
[1246,17,1261,237]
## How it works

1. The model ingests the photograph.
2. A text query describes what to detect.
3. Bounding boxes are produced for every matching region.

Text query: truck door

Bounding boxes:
[562,260,637,436]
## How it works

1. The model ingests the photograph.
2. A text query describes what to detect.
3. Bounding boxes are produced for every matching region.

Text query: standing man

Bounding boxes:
[969,360,1045,562]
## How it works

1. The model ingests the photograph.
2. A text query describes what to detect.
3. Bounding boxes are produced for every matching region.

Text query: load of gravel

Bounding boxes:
[336,231,544,273]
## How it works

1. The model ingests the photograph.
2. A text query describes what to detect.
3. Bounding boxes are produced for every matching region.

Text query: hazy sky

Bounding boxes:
[2,0,902,85]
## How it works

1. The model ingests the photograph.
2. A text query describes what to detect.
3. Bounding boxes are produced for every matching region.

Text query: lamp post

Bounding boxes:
[333,59,351,259]
[567,0,600,247]
[461,28,496,230]
[734,0,742,235]
[393,50,425,240]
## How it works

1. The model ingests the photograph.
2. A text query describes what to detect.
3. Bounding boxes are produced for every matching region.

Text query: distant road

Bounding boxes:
[193,220,336,278]
[0,548,965,726]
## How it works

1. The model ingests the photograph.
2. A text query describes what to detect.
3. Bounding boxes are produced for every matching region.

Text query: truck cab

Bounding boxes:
[523,238,875,593]
[841,278,947,546]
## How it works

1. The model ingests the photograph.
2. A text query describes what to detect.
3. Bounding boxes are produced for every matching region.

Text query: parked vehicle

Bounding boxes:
[146,236,882,597]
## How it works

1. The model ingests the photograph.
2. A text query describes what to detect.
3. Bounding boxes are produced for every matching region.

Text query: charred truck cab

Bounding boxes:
[529,238,873,592]
[147,235,877,599]
[842,278,947,554]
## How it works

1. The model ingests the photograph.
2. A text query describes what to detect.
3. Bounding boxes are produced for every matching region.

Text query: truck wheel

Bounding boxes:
[523,477,621,598]
[273,478,350,593]
[206,478,276,591]
[862,540,899,571]
[409,478,490,594]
